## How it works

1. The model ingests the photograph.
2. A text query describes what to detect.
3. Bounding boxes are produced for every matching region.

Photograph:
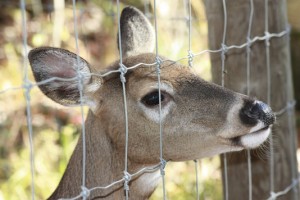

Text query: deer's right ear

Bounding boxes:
[28,47,101,107]
[118,6,155,57]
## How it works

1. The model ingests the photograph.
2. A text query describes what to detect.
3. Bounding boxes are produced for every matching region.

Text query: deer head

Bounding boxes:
[29,6,275,200]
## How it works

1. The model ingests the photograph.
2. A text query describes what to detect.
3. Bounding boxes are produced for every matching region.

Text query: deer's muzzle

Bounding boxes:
[240,100,275,127]
[232,100,275,149]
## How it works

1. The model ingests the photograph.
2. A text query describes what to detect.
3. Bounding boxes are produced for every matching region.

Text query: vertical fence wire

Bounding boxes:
[264,0,275,197]
[153,1,167,199]
[71,1,89,198]
[186,0,200,199]
[246,0,254,199]
[285,23,298,200]
[288,100,298,200]
[143,0,150,18]
[20,0,35,199]
[116,0,123,65]
[221,0,229,200]
[187,0,193,68]
[116,1,131,199]
[187,0,192,55]
[194,160,200,200]
[185,0,199,199]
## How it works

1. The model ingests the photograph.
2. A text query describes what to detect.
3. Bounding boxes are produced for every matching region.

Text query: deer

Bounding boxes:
[28,6,275,200]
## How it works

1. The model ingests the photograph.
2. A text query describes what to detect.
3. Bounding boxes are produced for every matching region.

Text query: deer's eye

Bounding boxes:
[141,91,165,107]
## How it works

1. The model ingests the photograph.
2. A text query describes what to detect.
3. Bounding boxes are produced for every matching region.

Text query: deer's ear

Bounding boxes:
[28,47,101,107]
[118,6,155,57]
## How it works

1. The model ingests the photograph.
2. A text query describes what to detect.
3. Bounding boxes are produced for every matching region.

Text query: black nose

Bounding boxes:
[240,100,275,126]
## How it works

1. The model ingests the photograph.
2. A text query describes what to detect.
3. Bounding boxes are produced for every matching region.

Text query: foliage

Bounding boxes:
[0,123,79,199]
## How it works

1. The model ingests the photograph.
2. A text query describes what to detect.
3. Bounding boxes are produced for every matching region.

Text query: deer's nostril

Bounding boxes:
[256,101,275,126]
[240,100,275,126]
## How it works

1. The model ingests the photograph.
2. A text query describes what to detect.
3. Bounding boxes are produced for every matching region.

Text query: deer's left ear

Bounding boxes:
[28,47,101,108]
[117,6,155,57]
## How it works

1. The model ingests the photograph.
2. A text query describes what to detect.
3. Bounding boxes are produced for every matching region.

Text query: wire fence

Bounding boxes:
[0,0,298,199]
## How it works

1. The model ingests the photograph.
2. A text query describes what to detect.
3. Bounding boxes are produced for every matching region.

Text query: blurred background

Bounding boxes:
[0,0,299,199]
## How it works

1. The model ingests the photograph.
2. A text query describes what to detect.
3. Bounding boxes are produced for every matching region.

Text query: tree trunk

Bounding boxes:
[287,0,300,111]
[204,0,298,199]
[288,0,300,162]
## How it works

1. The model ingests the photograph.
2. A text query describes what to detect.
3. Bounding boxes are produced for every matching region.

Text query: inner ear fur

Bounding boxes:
[28,47,101,107]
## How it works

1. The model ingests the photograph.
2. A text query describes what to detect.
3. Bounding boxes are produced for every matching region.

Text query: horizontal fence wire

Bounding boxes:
[2,1,298,199]
[0,28,290,97]
[58,164,162,200]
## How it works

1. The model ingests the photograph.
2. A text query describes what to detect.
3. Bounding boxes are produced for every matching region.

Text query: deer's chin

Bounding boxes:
[232,126,271,149]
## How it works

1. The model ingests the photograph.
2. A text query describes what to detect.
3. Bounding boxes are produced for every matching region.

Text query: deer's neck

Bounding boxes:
[48,111,160,200]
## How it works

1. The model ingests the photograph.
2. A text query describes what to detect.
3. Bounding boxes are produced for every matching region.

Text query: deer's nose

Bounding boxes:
[240,100,275,126]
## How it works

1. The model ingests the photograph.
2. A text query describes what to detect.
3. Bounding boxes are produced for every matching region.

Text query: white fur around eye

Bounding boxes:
[150,83,174,95]
[139,82,175,123]
[138,101,175,123]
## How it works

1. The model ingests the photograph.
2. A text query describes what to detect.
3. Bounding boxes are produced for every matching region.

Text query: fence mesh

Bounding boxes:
[0,0,298,199]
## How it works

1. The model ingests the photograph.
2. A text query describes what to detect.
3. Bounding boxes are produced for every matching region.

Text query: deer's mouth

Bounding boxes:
[231,126,271,149]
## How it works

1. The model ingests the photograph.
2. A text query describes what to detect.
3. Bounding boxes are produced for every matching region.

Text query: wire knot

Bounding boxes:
[221,44,228,53]
[221,44,227,61]
[264,31,271,39]
[188,50,194,67]
[80,186,90,198]
[23,82,33,100]
[123,171,132,191]
[246,37,252,53]
[292,178,298,186]
[160,159,167,176]
[156,56,162,67]
[287,100,296,114]
[156,66,161,75]
[155,57,162,75]
[119,63,127,74]
[264,31,271,46]
[286,24,291,34]
[270,191,276,200]
[119,63,127,83]
[23,81,33,91]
